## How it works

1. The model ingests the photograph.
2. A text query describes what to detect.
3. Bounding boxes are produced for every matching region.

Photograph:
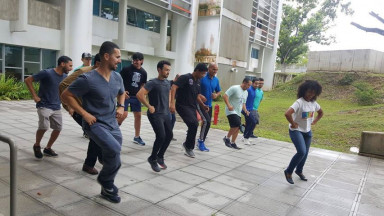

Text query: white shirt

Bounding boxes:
[289,97,321,132]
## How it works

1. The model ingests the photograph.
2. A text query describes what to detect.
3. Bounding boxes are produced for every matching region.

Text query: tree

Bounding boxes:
[277,0,353,71]
[351,11,384,36]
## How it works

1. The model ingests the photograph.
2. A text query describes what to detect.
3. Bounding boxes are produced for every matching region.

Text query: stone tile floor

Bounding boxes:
[0,100,383,216]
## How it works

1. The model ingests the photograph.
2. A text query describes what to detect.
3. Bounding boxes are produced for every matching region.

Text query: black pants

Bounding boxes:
[72,112,103,167]
[176,104,198,149]
[197,105,211,141]
[148,113,173,160]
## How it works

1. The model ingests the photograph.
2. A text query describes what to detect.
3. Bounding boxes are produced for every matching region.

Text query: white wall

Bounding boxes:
[0,20,61,50]
[195,16,220,54]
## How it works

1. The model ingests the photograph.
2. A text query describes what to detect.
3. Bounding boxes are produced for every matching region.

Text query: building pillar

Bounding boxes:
[155,11,168,57]
[118,0,127,49]
[61,0,93,69]
[10,0,28,32]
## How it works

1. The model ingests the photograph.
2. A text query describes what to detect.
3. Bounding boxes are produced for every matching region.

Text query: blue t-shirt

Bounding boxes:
[200,74,221,107]
[245,86,257,111]
[253,88,264,110]
[32,68,67,110]
[68,70,125,129]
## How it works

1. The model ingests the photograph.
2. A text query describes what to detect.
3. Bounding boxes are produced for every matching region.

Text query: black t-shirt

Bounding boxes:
[144,78,170,115]
[120,65,147,96]
[174,73,201,108]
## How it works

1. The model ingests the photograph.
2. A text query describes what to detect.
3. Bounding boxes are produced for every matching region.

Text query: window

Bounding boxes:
[167,20,171,36]
[126,7,161,33]
[93,0,100,16]
[42,49,56,70]
[0,44,56,81]
[24,48,41,77]
[5,45,22,80]
[251,48,259,59]
[93,0,119,21]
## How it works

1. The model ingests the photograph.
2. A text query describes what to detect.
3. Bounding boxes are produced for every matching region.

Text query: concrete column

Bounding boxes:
[173,0,199,75]
[64,0,93,69]
[155,11,168,57]
[118,0,127,49]
[10,0,28,32]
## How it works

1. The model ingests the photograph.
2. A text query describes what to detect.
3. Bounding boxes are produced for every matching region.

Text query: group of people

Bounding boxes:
[24,40,324,203]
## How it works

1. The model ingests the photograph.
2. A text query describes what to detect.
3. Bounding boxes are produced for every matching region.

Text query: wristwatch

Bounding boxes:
[117,103,124,108]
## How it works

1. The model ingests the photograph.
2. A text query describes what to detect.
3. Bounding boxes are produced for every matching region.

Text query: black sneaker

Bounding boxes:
[157,157,167,169]
[43,148,58,157]
[249,134,258,138]
[147,157,161,172]
[183,143,195,158]
[33,145,43,159]
[231,143,242,150]
[97,178,121,203]
[223,137,232,148]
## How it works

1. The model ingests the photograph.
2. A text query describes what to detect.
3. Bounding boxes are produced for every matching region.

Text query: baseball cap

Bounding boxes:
[82,52,92,59]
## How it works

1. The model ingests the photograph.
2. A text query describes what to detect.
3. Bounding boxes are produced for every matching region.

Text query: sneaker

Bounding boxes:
[197,139,209,152]
[231,143,242,150]
[43,148,58,157]
[147,157,161,172]
[82,164,98,175]
[97,178,121,203]
[241,137,251,145]
[157,157,167,169]
[239,124,245,133]
[249,134,258,139]
[223,136,232,148]
[133,136,145,146]
[183,143,195,158]
[33,145,43,159]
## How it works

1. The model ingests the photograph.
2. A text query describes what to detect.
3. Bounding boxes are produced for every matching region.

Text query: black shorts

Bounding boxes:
[227,114,241,128]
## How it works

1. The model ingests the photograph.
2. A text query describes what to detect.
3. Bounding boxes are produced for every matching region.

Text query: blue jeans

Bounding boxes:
[285,130,312,174]
[83,122,122,188]
[241,110,257,139]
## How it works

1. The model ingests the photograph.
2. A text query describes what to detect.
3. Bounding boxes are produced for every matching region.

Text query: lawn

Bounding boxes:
[210,87,384,153]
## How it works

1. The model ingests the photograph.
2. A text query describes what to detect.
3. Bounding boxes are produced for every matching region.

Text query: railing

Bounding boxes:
[0,133,17,216]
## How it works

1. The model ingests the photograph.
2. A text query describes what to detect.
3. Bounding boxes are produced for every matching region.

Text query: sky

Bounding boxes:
[309,0,384,52]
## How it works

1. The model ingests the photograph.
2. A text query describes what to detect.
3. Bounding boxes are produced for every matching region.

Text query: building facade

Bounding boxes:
[195,0,282,90]
[0,0,281,90]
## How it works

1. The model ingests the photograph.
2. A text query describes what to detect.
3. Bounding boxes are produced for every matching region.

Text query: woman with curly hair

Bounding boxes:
[284,80,324,184]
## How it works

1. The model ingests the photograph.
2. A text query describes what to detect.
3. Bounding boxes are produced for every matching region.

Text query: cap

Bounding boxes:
[82,52,92,59]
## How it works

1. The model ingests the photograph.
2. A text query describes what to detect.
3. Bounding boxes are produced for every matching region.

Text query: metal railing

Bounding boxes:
[0,133,17,216]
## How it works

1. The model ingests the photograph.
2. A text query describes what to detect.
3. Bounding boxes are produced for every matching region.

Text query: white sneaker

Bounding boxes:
[242,137,251,145]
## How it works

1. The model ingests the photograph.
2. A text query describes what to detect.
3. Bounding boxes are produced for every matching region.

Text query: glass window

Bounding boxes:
[101,0,119,21]
[25,62,40,76]
[25,47,40,62]
[5,68,22,80]
[42,49,57,69]
[144,13,154,31]
[136,10,146,29]
[127,7,136,26]
[5,45,22,68]
[93,0,100,16]
[251,48,259,59]
[153,16,161,33]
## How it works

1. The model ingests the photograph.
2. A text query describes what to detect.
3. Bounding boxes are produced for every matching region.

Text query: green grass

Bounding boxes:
[209,72,384,153]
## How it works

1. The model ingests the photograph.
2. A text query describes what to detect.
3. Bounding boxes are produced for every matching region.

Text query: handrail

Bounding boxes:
[0,133,17,216]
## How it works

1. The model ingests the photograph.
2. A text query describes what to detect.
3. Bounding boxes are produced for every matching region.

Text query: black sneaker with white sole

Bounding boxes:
[223,137,232,148]
[43,148,58,157]
[33,145,43,159]
[231,143,242,150]
[147,157,161,172]
[97,178,120,203]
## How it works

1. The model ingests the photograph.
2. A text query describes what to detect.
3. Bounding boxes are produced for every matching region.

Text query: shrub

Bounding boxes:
[338,73,356,85]
[0,75,39,100]
[353,82,378,106]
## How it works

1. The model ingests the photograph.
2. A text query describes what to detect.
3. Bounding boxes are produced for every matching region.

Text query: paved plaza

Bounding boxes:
[0,100,383,216]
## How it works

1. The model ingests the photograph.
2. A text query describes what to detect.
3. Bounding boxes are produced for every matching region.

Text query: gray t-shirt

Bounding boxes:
[144,78,170,115]
[68,70,125,129]
[32,68,67,110]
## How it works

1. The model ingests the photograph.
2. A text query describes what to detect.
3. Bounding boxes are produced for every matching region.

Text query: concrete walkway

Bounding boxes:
[0,100,383,216]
